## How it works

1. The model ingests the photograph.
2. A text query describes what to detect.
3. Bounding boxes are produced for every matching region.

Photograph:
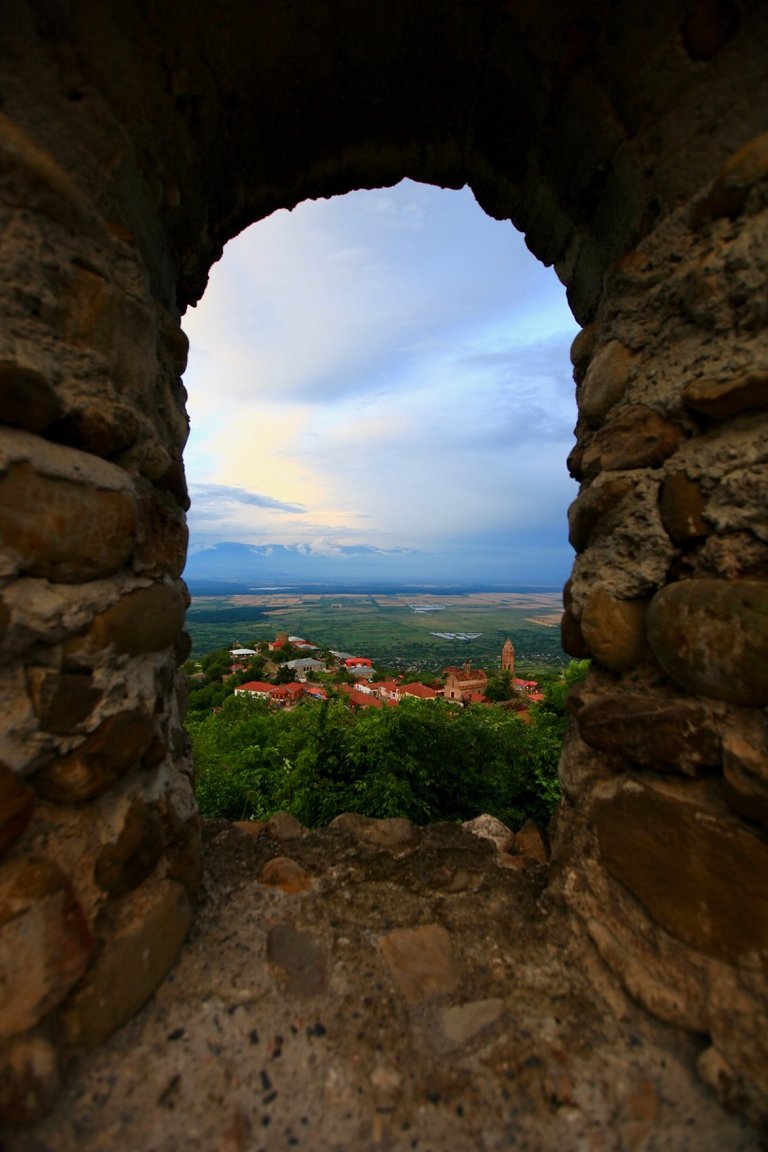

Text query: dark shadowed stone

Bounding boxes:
[72,584,186,658]
[682,372,768,420]
[681,0,739,61]
[561,607,590,658]
[659,473,708,544]
[50,403,139,458]
[31,709,154,803]
[159,313,190,375]
[58,879,191,1049]
[580,588,650,671]
[568,475,632,552]
[26,668,102,734]
[0,598,8,644]
[647,579,768,704]
[0,765,35,860]
[722,729,768,830]
[0,857,93,1038]
[134,483,189,577]
[581,406,686,478]
[266,924,328,996]
[567,439,586,481]
[0,463,137,582]
[0,1034,59,1123]
[592,777,768,965]
[94,800,165,898]
[693,131,768,223]
[575,691,721,775]
[330,812,416,851]
[157,458,190,510]
[0,363,62,433]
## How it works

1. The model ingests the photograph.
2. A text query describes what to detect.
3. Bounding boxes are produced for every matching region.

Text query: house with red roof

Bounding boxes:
[443,661,488,703]
[399,682,439,701]
[234,680,274,698]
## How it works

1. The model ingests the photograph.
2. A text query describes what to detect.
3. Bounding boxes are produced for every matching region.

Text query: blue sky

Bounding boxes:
[182,180,579,585]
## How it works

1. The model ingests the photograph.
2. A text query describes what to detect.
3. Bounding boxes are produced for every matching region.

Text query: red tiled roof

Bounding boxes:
[399,682,438,699]
[235,681,273,694]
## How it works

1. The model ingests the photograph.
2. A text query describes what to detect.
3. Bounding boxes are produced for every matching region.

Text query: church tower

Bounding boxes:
[501,638,515,679]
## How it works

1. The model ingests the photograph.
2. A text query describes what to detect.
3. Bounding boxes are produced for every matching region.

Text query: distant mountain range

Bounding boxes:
[183,540,567,591]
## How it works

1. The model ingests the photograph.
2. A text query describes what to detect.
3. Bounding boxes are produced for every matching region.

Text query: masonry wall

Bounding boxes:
[0,0,766,1126]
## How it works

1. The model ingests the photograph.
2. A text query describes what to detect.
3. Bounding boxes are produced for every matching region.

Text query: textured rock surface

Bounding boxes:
[1,820,759,1152]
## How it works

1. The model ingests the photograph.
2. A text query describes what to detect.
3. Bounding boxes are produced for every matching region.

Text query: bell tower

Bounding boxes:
[501,638,515,678]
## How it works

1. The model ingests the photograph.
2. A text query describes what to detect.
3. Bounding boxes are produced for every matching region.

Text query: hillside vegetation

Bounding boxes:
[188,661,588,830]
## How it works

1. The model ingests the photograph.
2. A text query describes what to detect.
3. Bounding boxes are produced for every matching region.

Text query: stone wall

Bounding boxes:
[0,0,767,1127]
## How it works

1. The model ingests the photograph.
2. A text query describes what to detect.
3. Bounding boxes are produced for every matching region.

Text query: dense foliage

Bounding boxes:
[188,660,588,830]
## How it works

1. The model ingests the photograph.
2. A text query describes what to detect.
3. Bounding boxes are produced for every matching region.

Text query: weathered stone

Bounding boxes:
[0,363,62,433]
[0,764,35,859]
[58,879,191,1049]
[71,583,187,658]
[0,110,93,230]
[694,131,768,223]
[266,924,328,996]
[579,341,634,428]
[462,813,513,853]
[378,924,459,1003]
[580,587,650,671]
[259,856,312,894]
[265,811,306,841]
[440,998,503,1047]
[581,406,686,477]
[94,800,165,898]
[0,463,137,583]
[0,857,93,1040]
[159,311,190,375]
[682,372,768,419]
[31,709,154,803]
[512,820,549,863]
[0,597,8,644]
[575,691,721,775]
[330,812,416,851]
[592,776,768,965]
[569,323,596,382]
[134,483,189,577]
[659,473,708,544]
[26,668,102,734]
[0,1034,59,1123]
[568,475,632,552]
[50,403,140,458]
[647,578,768,704]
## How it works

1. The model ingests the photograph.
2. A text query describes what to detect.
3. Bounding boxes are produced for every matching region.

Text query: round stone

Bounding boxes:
[647,579,768,704]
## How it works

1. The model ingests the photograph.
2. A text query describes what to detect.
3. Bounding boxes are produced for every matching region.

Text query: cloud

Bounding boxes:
[189,483,306,513]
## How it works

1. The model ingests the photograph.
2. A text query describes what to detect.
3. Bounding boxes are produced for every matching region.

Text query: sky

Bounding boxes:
[181,179,580,585]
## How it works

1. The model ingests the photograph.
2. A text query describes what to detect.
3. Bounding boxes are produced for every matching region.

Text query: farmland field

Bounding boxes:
[185,587,566,676]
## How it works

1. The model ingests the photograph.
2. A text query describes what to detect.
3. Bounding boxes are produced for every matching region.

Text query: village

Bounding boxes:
[221,631,544,713]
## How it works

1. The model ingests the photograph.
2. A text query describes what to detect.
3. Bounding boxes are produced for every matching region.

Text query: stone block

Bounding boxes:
[0,363,62,434]
[0,110,92,231]
[71,583,186,658]
[26,667,102,734]
[0,764,35,859]
[0,1034,59,1123]
[378,924,459,1003]
[592,776,768,966]
[265,812,306,841]
[682,372,768,419]
[0,857,93,1040]
[579,340,634,428]
[580,587,650,671]
[575,691,721,775]
[330,812,416,851]
[50,402,140,458]
[0,463,137,583]
[31,709,154,803]
[569,323,596,382]
[659,473,708,544]
[58,878,191,1050]
[722,730,768,829]
[512,820,549,863]
[93,799,165,898]
[581,406,686,477]
[560,606,590,658]
[647,578,768,704]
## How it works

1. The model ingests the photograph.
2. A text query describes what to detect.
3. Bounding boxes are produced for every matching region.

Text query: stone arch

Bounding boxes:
[1,0,767,1125]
